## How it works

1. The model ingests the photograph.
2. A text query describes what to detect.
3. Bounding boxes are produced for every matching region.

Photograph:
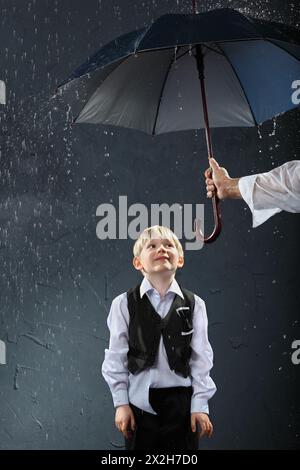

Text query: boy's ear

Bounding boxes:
[133,256,143,271]
[177,256,184,269]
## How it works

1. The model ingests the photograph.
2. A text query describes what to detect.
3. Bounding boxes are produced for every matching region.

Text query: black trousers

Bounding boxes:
[125,386,198,451]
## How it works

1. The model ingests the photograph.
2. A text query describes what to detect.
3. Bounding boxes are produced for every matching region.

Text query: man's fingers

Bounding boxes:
[204,168,212,178]
[206,179,216,197]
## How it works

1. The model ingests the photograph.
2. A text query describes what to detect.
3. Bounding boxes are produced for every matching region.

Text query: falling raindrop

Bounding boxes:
[269,117,277,136]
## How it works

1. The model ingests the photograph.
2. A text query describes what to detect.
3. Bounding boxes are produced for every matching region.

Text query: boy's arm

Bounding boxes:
[189,295,216,414]
[101,294,130,408]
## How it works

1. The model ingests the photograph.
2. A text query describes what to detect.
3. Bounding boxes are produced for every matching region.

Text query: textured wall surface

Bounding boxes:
[0,0,299,450]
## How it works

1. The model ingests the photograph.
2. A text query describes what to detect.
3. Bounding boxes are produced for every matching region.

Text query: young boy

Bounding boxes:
[102,225,216,450]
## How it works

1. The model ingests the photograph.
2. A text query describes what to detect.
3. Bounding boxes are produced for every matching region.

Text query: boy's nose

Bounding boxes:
[157,244,167,252]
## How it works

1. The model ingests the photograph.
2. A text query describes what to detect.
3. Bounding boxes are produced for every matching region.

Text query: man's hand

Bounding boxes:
[191,412,213,438]
[205,157,241,200]
[115,405,136,439]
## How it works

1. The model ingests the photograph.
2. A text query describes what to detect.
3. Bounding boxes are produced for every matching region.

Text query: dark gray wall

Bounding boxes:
[0,0,299,450]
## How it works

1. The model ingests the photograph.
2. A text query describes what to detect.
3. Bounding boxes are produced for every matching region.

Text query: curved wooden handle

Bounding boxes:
[194,194,222,244]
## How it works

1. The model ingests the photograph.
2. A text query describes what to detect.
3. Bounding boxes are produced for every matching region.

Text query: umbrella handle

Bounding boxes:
[194,170,222,243]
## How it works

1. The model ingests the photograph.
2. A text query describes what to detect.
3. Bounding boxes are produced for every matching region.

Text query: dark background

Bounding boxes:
[0,0,299,450]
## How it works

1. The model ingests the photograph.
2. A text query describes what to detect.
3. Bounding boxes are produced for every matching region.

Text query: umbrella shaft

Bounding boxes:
[200,77,213,159]
[195,45,213,160]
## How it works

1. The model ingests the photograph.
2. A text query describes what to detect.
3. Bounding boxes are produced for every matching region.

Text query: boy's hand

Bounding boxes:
[115,405,136,439]
[191,412,213,438]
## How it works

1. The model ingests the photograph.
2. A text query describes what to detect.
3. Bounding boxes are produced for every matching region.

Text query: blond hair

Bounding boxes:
[133,225,183,258]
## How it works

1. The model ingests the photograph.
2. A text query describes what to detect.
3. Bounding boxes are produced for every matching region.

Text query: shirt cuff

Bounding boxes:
[190,397,209,414]
[113,389,129,408]
[238,175,280,228]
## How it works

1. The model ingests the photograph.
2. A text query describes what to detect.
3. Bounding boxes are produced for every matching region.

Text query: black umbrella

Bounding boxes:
[57,1,300,242]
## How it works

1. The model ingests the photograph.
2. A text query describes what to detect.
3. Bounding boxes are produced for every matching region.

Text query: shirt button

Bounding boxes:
[168,335,171,339]
[172,347,175,351]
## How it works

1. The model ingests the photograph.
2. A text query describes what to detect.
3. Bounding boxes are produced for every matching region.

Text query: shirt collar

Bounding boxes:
[140,277,184,300]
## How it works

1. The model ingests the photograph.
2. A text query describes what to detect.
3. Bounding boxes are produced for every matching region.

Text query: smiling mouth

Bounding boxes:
[155,257,169,261]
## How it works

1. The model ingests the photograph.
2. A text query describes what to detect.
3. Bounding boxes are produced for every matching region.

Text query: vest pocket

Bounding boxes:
[181,328,194,336]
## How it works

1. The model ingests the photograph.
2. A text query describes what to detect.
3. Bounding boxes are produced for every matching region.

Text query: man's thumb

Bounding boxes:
[209,157,219,171]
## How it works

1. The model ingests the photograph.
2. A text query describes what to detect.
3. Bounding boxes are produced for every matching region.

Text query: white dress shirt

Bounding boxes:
[102,277,216,415]
[238,160,300,227]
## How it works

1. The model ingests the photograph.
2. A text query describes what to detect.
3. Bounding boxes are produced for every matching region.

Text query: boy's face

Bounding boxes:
[133,236,184,276]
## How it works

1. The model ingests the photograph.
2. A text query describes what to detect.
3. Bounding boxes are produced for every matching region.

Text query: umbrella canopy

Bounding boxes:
[57,7,300,243]
[58,8,300,135]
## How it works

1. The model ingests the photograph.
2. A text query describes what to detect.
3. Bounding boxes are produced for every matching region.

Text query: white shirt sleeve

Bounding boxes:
[101,293,130,408]
[189,295,217,414]
[238,160,300,228]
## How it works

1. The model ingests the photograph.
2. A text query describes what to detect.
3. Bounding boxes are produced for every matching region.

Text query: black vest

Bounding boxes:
[127,284,195,378]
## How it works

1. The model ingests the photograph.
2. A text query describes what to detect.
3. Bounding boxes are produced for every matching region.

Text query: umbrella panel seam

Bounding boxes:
[216,42,258,127]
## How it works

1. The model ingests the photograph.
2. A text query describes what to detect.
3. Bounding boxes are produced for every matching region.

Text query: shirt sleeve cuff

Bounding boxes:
[238,175,258,215]
[190,397,209,414]
[113,389,129,408]
[238,175,280,228]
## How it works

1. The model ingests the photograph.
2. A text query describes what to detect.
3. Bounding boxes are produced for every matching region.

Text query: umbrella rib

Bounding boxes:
[58,55,128,90]
[176,48,191,61]
[265,38,300,63]
[135,23,155,53]
[150,44,225,135]
[151,49,178,136]
[243,14,300,48]
[72,56,130,123]
[217,43,258,127]
[201,44,225,56]
[177,45,224,62]
[137,38,267,54]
